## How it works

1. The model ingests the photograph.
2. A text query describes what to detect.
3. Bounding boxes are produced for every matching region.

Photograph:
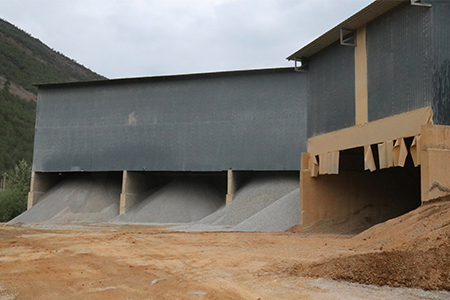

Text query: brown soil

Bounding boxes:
[0,75,36,101]
[281,198,450,291]
[0,225,354,299]
[283,248,450,291]
[1,199,450,299]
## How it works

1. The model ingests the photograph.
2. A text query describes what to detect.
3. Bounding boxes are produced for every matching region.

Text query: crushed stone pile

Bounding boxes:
[9,175,121,224]
[232,188,299,232]
[171,174,300,232]
[11,172,300,232]
[112,178,224,224]
[210,175,299,226]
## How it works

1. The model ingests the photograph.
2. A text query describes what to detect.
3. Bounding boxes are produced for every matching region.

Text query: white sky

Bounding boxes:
[0,0,374,79]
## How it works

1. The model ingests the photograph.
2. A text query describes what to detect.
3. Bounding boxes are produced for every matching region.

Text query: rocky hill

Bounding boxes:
[0,18,106,175]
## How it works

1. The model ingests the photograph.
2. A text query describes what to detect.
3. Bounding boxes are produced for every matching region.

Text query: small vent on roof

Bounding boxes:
[294,57,308,72]
[340,28,356,47]
[410,0,432,7]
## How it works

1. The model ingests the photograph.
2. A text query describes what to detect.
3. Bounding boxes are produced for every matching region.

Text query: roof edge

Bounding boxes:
[35,67,297,89]
[286,0,408,61]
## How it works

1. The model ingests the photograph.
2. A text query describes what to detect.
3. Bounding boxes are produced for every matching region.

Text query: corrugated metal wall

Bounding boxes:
[307,42,355,138]
[33,69,307,172]
[366,2,433,122]
[432,1,450,125]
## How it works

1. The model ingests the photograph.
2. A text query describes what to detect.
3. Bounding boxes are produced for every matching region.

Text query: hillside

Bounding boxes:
[0,18,105,175]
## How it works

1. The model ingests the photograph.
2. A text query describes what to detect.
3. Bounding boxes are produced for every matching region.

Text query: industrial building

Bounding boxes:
[288,0,450,228]
[20,0,450,231]
[26,68,306,223]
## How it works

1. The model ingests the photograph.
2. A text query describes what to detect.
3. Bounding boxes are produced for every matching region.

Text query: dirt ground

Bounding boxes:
[1,200,450,299]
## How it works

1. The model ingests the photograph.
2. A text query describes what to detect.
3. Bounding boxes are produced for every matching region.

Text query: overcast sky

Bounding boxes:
[0,0,373,79]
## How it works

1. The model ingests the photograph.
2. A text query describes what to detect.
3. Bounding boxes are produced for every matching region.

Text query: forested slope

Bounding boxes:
[0,18,106,175]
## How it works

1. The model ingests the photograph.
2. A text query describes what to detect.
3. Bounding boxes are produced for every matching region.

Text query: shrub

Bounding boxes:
[0,188,27,222]
[0,159,31,222]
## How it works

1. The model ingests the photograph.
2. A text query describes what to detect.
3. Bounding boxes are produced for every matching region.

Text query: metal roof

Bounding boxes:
[286,0,408,60]
[35,67,295,89]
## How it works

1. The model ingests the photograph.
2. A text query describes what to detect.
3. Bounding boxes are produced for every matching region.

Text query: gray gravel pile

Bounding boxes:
[9,175,121,224]
[113,178,224,223]
[232,188,300,232]
[196,205,226,224]
[170,174,300,232]
[10,172,300,232]
[210,175,299,226]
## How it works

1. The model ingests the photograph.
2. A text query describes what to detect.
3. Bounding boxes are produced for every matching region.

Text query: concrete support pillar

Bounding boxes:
[420,125,450,202]
[27,172,61,209]
[120,171,151,214]
[226,169,236,206]
[355,25,368,125]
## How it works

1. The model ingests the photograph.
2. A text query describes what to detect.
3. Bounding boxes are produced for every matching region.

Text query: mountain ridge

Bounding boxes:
[0,18,106,175]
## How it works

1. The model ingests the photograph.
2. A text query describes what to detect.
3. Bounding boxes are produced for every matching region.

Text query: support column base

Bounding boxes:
[27,191,45,210]
[119,193,139,215]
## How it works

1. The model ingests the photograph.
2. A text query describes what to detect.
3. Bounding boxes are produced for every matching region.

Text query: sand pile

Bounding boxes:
[113,178,224,223]
[9,175,121,224]
[172,174,300,232]
[289,198,420,235]
[354,197,450,251]
[284,197,450,291]
[292,205,397,235]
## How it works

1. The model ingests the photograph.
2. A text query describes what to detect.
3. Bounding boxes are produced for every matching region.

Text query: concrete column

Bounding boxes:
[226,169,236,206]
[355,25,368,125]
[27,172,61,209]
[120,171,151,214]
[420,125,450,202]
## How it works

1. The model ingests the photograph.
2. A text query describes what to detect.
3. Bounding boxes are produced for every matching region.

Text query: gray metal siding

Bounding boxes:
[432,1,450,125]
[307,42,355,138]
[367,3,433,122]
[33,69,307,172]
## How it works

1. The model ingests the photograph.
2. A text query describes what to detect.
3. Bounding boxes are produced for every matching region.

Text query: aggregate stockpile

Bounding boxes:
[283,198,450,291]
[10,173,300,232]
[171,174,300,232]
[115,173,300,232]
[10,174,121,224]
[113,178,224,224]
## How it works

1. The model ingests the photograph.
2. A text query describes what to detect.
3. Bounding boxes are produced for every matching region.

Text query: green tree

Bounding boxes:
[9,159,32,194]
[0,159,31,221]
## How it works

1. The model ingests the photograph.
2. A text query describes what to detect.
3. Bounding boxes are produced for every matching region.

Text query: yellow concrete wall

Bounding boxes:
[27,172,62,209]
[421,125,450,201]
[300,153,420,229]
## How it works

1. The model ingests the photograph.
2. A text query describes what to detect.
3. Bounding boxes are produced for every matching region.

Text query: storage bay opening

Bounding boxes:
[300,144,421,233]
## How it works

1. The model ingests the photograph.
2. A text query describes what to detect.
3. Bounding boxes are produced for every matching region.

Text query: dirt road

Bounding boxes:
[0,223,449,299]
